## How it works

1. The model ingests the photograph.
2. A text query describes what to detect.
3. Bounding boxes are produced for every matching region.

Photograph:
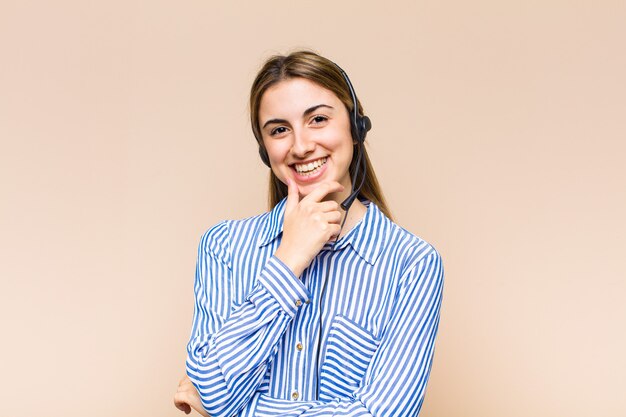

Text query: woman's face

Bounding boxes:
[258,77,354,202]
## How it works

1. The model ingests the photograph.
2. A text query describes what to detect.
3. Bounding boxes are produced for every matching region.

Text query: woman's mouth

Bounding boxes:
[293,157,328,176]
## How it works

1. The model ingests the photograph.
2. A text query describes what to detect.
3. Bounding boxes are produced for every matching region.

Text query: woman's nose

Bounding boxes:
[290,129,315,158]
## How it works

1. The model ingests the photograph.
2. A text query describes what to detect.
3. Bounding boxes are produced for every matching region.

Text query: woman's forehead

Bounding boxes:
[259,78,340,116]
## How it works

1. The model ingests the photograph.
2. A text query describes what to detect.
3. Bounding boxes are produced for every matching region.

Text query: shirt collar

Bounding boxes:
[257,197,389,265]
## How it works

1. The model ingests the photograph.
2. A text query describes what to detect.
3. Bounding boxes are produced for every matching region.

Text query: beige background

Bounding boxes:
[1,1,624,416]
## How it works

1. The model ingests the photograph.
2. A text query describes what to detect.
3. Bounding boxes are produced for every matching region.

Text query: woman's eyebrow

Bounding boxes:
[262,104,334,129]
[303,104,334,117]
[262,118,288,129]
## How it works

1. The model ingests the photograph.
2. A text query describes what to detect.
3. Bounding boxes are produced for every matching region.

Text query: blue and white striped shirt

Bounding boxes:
[186,198,444,417]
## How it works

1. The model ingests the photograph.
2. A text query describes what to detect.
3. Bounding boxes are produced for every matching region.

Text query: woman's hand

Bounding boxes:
[274,178,344,277]
[174,375,210,417]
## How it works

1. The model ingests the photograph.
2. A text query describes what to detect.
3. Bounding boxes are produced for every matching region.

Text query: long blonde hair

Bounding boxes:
[249,50,392,220]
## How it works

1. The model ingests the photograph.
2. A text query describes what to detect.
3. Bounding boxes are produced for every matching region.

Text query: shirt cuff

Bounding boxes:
[256,255,311,318]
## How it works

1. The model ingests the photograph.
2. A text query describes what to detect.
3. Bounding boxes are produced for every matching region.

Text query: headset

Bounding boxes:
[257,63,372,211]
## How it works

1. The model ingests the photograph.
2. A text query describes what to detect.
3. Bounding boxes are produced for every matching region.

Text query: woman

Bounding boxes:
[174,50,443,417]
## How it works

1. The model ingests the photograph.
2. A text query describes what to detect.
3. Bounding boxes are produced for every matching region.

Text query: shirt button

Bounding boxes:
[305,299,310,304]
[292,390,299,400]
[295,300,302,307]
[296,342,303,351]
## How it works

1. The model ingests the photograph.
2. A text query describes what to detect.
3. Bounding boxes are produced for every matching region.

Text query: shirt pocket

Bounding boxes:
[319,315,380,401]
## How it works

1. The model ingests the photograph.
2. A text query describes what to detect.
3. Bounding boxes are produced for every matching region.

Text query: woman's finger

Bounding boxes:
[324,210,343,224]
[318,200,342,213]
[284,178,300,214]
[173,392,192,414]
[328,223,342,239]
[301,181,344,203]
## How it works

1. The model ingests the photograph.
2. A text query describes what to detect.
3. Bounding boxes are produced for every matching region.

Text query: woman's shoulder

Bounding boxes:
[199,210,269,242]
[392,222,439,254]
[197,206,280,257]
[375,206,442,270]
[378,221,443,295]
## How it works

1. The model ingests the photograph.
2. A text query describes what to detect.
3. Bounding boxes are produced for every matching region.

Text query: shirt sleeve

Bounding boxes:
[240,249,444,417]
[186,221,312,417]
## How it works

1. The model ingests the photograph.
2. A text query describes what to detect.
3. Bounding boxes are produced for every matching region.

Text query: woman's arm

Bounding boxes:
[241,250,444,417]
[184,221,311,417]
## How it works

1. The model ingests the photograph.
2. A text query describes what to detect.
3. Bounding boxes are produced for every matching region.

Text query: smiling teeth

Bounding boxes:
[295,158,327,174]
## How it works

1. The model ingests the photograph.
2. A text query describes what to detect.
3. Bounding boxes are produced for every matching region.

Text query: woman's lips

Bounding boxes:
[293,157,327,173]
[291,157,328,182]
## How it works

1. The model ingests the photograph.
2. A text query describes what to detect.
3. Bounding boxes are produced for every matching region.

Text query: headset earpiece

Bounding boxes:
[351,116,372,143]
[361,115,372,136]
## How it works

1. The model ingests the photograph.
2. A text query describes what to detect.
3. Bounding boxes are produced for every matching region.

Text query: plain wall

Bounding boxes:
[1,1,624,416]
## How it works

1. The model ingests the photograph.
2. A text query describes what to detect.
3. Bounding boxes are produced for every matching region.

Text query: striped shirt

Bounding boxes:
[186,198,444,417]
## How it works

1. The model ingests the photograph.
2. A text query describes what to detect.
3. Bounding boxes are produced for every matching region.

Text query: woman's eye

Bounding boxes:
[311,115,328,124]
[270,126,288,136]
